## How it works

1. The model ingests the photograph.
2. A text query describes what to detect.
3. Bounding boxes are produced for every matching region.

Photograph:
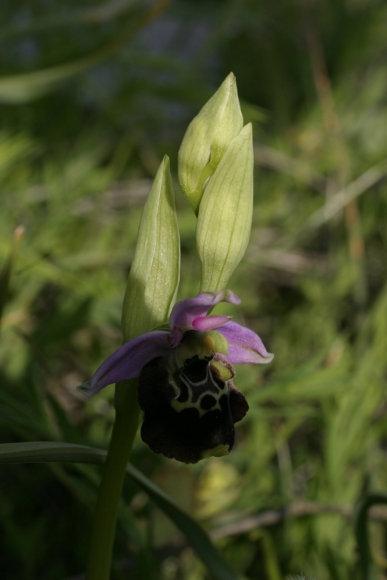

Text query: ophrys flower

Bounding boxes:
[82,290,273,463]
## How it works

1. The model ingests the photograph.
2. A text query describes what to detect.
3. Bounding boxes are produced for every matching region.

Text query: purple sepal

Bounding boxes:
[169,290,241,330]
[89,330,171,394]
[218,321,274,365]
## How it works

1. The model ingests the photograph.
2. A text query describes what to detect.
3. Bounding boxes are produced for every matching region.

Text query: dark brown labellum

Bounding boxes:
[138,353,249,464]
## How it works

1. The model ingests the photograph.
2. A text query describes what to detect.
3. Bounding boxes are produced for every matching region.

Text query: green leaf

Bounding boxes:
[0,442,241,580]
[0,1,162,103]
[0,255,12,326]
[354,493,387,580]
[0,226,24,328]
[0,442,100,464]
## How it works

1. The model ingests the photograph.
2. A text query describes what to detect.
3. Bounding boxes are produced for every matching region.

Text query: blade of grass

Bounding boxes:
[0,226,24,329]
[0,0,142,42]
[0,0,172,103]
[354,493,387,580]
[0,441,242,580]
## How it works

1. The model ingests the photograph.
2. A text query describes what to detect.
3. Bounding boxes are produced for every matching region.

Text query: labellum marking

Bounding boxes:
[138,351,249,464]
[170,355,227,418]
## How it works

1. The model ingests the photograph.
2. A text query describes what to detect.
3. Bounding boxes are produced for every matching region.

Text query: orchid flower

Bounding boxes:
[82,290,273,464]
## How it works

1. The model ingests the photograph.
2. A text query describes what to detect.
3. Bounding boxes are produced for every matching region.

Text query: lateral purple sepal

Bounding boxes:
[89,330,171,394]
[218,321,274,365]
[169,290,241,330]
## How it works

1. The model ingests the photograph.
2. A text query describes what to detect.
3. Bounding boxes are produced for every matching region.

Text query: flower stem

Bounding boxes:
[85,380,140,580]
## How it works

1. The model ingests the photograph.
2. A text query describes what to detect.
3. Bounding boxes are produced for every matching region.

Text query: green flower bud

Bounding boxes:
[178,73,243,215]
[122,156,180,341]
[197,123,254,292]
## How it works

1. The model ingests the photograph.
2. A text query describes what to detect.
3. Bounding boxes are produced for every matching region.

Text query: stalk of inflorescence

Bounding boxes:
[85,380,140,580]
[84,72,259,579]
[85,156,180,580]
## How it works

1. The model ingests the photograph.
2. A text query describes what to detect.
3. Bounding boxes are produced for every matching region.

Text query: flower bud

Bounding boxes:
[178,73,243,215]
[122,156,180,341]
[197,123,254,292]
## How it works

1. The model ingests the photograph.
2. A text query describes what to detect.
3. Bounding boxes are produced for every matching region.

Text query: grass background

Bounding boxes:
[1,0,387,578]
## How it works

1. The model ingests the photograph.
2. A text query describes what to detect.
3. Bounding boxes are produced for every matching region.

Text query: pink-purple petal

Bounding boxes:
[192,315,231,332]
[217,321,274,365]
[169,290,241,330]
[89,330,172,394]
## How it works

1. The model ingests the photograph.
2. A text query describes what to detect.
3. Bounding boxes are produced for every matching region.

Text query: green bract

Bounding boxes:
[178,73,243,215]
[121,155,180,341]
[197,123,254,292]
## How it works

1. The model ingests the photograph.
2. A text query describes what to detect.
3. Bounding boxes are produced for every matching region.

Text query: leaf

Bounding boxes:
[0,441,99,464]
[0,55,103,103]
[0,227,24,328]
[0,254,12,325]
[0,0,142,43]
[0,442,241,580]
[354,493,387,580]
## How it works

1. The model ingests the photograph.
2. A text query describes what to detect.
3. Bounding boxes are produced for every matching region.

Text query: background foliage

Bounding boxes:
[1,0,387,578]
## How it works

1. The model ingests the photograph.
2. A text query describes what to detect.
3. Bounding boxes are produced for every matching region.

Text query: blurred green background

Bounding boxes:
[1,0,387,578]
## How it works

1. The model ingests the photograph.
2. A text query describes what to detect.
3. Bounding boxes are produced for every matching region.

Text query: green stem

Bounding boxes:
[85,380,140,580]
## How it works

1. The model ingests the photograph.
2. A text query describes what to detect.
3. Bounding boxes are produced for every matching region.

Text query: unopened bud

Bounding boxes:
[197,123,254,292]
[178,73,243,215]
[122,156,180,341]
